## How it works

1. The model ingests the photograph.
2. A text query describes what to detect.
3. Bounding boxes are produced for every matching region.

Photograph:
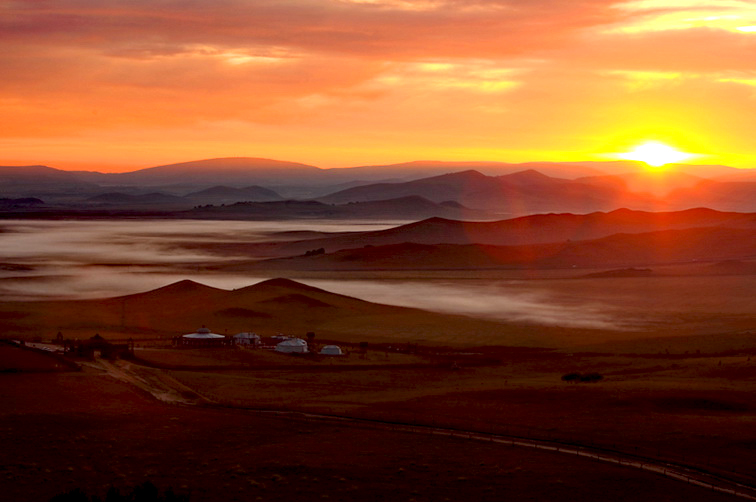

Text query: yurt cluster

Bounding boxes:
[172,327,344,356]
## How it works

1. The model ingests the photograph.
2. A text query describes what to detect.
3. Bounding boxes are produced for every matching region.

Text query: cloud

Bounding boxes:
[571,28,756,73]
[1,1,623,59]
[0,0,754,167]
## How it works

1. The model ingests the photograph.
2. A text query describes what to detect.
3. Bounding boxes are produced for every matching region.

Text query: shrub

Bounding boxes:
[50,481,189,502]
[561,372,603,383]
[561,372,581,383]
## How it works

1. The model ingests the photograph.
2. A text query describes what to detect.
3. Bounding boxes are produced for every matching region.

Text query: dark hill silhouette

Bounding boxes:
[317,170,492,205]
[317,169,657,214]
[0,278,544,346]
[107,157,324,187]
[257,208,756,257]
[184,185,283,204]
[0,197,44,208]
[0,165,97,195]
[239,277,329,293]
[538,227,756,268]
[185,195,495,220]
[123,279,229,301]
[2,160,753,213]
[253,227,756,271]
[665,180,756,212]
[577,171,705,197]
[335,160,608,180]
[705,260,756,275]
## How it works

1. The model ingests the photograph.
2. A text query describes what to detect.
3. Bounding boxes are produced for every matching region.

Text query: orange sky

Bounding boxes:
[1,0,755,171]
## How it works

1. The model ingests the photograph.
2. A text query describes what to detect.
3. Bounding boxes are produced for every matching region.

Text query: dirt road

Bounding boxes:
[97,357,756,500]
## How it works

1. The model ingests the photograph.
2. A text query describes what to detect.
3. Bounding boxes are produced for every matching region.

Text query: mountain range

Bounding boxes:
[228,207,756,258]
[251,227,756,271]
[1,157,755,216]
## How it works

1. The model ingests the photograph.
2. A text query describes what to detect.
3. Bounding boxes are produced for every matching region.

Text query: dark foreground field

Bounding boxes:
[1,345,754,501]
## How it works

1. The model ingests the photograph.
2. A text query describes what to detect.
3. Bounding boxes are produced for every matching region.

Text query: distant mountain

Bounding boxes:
[2,160,754,214]
[184,185,283,205]
[253,226,756,271]
[0,197,45,209]
[317,169,658,214]
[665,180,756,212]
[318,170,491,204]
[0,165,98,196]
[185,195,496,221]
[327,160,606,181]
[252,207,756,257]
[577,171,705,197]
[72,157,325,188]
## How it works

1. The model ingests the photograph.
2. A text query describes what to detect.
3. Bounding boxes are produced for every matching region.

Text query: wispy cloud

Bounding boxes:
[0,0,754,167]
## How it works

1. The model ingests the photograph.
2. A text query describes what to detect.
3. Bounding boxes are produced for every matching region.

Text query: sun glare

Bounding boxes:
[618,141,695,168]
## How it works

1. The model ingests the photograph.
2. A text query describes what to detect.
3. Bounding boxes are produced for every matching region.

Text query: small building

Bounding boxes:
[179,327,227,347]
[319,345,343,356]
[275,337,308,354]
[233,332,261,347]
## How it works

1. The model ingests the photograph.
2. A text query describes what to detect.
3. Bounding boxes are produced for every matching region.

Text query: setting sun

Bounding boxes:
[618,141,695,168]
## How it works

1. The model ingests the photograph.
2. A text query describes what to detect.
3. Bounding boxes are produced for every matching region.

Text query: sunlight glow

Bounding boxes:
[618,141,696,167]
[609,0,755,33]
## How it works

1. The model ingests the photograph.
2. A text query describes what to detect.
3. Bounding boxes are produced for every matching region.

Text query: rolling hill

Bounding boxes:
[0,165,98,196]
[244,208,756,257]
[184,185,283,204]
[72,157,326,188]
[666,180,756,212]
[317,169,659,214]
[249,227,756,271]
[0,278,552,347]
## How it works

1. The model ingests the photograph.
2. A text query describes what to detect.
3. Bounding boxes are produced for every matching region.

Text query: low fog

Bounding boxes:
[0,219,393,266]
[0,219,625,329]
[306,279,624,330]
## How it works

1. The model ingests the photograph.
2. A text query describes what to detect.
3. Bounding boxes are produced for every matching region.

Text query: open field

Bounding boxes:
[0,347,749,502]
[1,217,754,501]
[155,347,756,479]
[1,272,754,353]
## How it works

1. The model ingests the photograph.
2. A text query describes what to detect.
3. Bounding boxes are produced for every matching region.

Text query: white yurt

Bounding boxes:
[233,332,261,346]
[181,327,226,347]
[275,337,308,354]
[319,345,343,356]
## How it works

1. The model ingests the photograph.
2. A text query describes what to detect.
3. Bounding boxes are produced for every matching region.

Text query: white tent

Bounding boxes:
[183,327,225,340]
[275,337,308,354]
[180,327,226,346]
[320,345,343,356]
[233,332,260,346]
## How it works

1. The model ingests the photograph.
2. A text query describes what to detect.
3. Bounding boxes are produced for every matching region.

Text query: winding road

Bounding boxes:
[96,357,756,500]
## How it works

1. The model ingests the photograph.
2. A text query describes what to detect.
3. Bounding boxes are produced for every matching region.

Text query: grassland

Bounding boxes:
[155,347,756,479]
[1,265,754,501]
[0,346,747,502]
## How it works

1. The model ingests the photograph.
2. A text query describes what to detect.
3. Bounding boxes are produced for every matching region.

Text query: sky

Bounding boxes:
[1,0,755,171]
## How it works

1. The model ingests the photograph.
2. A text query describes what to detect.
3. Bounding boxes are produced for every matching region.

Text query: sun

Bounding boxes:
[617,141,695,169]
